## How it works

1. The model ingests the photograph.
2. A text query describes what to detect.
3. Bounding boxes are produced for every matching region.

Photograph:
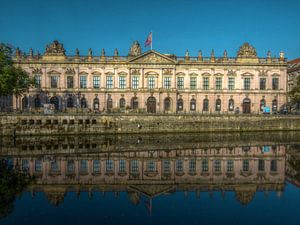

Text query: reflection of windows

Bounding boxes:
[163,77,171,89]
[258,160,265,171]
[67,160,75,173]
[189,159,196,172]
[242,160,249,172]
[80,160,88,173]
[119,159,126,173]
[202,159,209,172]
[271,160,277,172]
[22,159,29,171]
[190,77,197,90]
[175,159,183,172]
[93,160,101,173]
[35,160,42,172]
[177,77,184,89]
[51,76,59,88]
[214,160,221,172]
[130,160,139,173]
[51,161,60,172]
[228,77,235,90]
[147,160,156,172]
[106,159,114,172]
[227,160,234,172]
[163,160,170,173]
[80,76,87,88]
[244,78,251,90]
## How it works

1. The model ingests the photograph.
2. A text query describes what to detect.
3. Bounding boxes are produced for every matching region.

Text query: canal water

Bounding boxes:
[1,132,300,225]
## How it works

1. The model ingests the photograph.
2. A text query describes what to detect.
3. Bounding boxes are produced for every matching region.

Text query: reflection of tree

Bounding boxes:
[0,159,33,219]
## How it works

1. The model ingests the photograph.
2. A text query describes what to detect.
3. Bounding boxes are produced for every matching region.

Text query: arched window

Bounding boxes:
[81,98,87,108]
[228,99,234,111]
[177,98,183,111]
[67,97,73,108]
[164,97,171,111]
[22,96,28,110]
[215,99,221,112]
[50,96,59,110]
[93,98,99,110]
[260,99,266,111]
[203,99,209,111]
[119,98,126,109]
[242,98,251,113]
[107,97,113,110]
[131,97,139,109]
[272,99,277,112]
[190,98,196,111]
[34,96,41,108]
[147,96,156,113]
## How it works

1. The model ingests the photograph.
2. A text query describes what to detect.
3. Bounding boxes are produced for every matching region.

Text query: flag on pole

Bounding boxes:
[145,32,152,49]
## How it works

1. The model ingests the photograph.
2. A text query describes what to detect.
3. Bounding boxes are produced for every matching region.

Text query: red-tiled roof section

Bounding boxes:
[288,58,300,64]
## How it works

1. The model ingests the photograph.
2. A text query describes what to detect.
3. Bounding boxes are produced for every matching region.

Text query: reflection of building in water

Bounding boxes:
[6,145,286,207]
[286,144,300,187]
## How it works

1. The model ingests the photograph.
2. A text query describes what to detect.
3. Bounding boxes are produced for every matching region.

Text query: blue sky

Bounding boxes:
[0,0,299,59]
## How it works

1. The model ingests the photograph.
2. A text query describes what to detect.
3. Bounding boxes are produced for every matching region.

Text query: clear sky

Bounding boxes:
[0,0,299,60]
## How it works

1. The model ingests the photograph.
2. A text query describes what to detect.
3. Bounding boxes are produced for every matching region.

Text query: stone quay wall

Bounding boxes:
[0,114,300,136]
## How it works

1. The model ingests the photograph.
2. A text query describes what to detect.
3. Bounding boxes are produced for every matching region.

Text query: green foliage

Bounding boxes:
[0,43,33,97]
[289,76,300,104]
[0,160,33,219]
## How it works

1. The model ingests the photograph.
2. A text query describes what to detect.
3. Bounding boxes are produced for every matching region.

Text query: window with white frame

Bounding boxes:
[203,77,209,90]
[80,76,87,89]
[148,76,155,89]
[177,77,184,89]
[34,75,41,88]
[228,77,235,90]
[106,76,113,89]
[190,77,197,90]
[93,76,100,89]
[132,76,139,89]
[216,77,222,90]
[163,77,171,89]
[50,76,59,88]
[119,76,126,89]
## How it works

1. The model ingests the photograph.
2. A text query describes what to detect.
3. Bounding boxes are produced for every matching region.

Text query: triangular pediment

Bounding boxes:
[129,185,174,198]
[128,50,176,64]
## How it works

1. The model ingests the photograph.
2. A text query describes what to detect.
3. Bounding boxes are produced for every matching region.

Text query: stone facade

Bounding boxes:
[13,40,287,114]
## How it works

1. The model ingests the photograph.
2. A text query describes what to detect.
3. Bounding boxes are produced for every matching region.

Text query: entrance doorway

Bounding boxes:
[147,96,156,113]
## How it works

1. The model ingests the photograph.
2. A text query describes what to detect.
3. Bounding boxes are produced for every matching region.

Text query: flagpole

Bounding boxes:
[151,31,153,50]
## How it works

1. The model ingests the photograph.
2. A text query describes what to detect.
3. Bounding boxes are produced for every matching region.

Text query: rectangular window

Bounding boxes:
[106,76,113,89]
[244,78,251,90]
[80,160,88,173]
[67,76,74,89]
[163,160,170,173]
[271,160,277,172]
[106,159,114,172]
[175,159,183,172]
[177,77,184,89]
[258,160,265,172]
[227,160,234,172]
[202,159,209,172]
[243,160,249,172]
[132,76,139,89]
[50,76,58,88]
[147,160,156,172]
[190,77,197,90]
[272,77,279,90]
[80,76,87,89]
[215,77,222,90]
[214,160,221,172]
[163,77,171,89]
[148,76,155,89]
[228,77,235,90]
[203,77,209,90]
[119,159,126,173]
[260,78,266,90]
[119,76,126,89]
[93,76,100,89]
[35,159,42,173]
[93,160,101,173]
[189,159,196,172]
[35,75,41,88]
[130,160,139,173]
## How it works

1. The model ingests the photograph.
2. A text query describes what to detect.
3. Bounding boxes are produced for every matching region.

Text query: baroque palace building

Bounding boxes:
[13,40,287,113]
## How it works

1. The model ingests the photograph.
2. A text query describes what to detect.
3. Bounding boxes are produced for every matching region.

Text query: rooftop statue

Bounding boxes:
[128,41,142,57]
[44,40,66,56]
[237,43,257,58]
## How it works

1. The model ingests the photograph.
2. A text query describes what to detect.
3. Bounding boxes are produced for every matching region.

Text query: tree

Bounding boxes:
[289,76,300,110]
[0,43,33,98]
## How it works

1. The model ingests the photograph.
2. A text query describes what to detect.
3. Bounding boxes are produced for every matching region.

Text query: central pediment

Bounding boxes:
[128,50,176,64]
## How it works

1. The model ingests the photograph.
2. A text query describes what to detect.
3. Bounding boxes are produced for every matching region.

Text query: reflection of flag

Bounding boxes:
[145,32,152,47]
